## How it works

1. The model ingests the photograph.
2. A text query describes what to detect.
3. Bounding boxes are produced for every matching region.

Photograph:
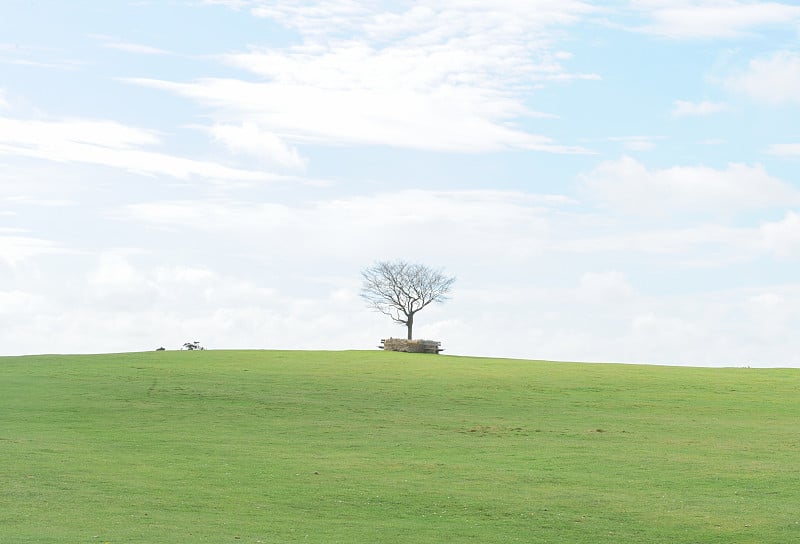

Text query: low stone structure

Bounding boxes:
[380,338,443,354]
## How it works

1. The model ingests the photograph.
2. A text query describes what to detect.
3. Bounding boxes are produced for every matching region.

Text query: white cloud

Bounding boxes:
[117,187,800,271]
[103,42,170,55]
[760,212,800,259]
[85,252,280,314]
[555,223,759,264]
[118,189,565,265]
[251,1,375,36]
[89,33,172,55]
[0,235,368,354]
[0,290,46,315]
[671,100,728,117]
[0,235,67,265]
[0,161,104,207]
[0,116,160,148]
[629,312,703,356]
[578,271,636,303]
[0,56,80,71]
[90,252,149,294]
[725,50,800,105]
[1,195,74,207]
[0,89,8,110]
[131,75,590,153]
[210,122,306,170]
[0,116,274,182]
[632,0,800,39]
[125,2,601,154]
[767,143,800,157]
[553,211,800,264]
[0,251,375,355]
[202,0,251,8]
[251,1,599,40]
[744,291,796,341]
[582,156,798,214]
[444,277,800,366]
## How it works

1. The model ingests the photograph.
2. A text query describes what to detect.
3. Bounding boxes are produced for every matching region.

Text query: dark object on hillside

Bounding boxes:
[182,341,205,351]
[155,347,166,351]
[379,338,443,354]
[361,260,455,340]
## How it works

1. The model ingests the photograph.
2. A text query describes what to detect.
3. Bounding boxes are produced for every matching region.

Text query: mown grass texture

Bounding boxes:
[1,350,799,543]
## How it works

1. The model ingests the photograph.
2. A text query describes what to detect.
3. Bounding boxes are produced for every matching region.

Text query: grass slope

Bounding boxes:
[1,350,799,543]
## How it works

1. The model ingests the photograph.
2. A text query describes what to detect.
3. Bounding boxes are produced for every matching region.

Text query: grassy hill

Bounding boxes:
[1,350,799,543]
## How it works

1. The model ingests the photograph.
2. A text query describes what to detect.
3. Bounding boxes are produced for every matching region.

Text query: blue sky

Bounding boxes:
[1,1,800,365]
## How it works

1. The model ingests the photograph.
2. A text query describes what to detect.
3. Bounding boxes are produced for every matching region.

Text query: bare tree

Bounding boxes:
[361,260,455,340]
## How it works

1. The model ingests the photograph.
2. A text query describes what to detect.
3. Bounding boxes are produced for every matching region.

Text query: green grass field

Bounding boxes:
[2,350,799,543]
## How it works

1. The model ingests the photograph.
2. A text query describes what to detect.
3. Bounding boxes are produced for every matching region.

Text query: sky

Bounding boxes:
[1,1,799,366]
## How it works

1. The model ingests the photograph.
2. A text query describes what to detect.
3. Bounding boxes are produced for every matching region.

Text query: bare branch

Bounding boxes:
[360,260,455,339]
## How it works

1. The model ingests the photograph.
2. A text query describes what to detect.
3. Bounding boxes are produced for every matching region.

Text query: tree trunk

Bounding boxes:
[406,313,414,340]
